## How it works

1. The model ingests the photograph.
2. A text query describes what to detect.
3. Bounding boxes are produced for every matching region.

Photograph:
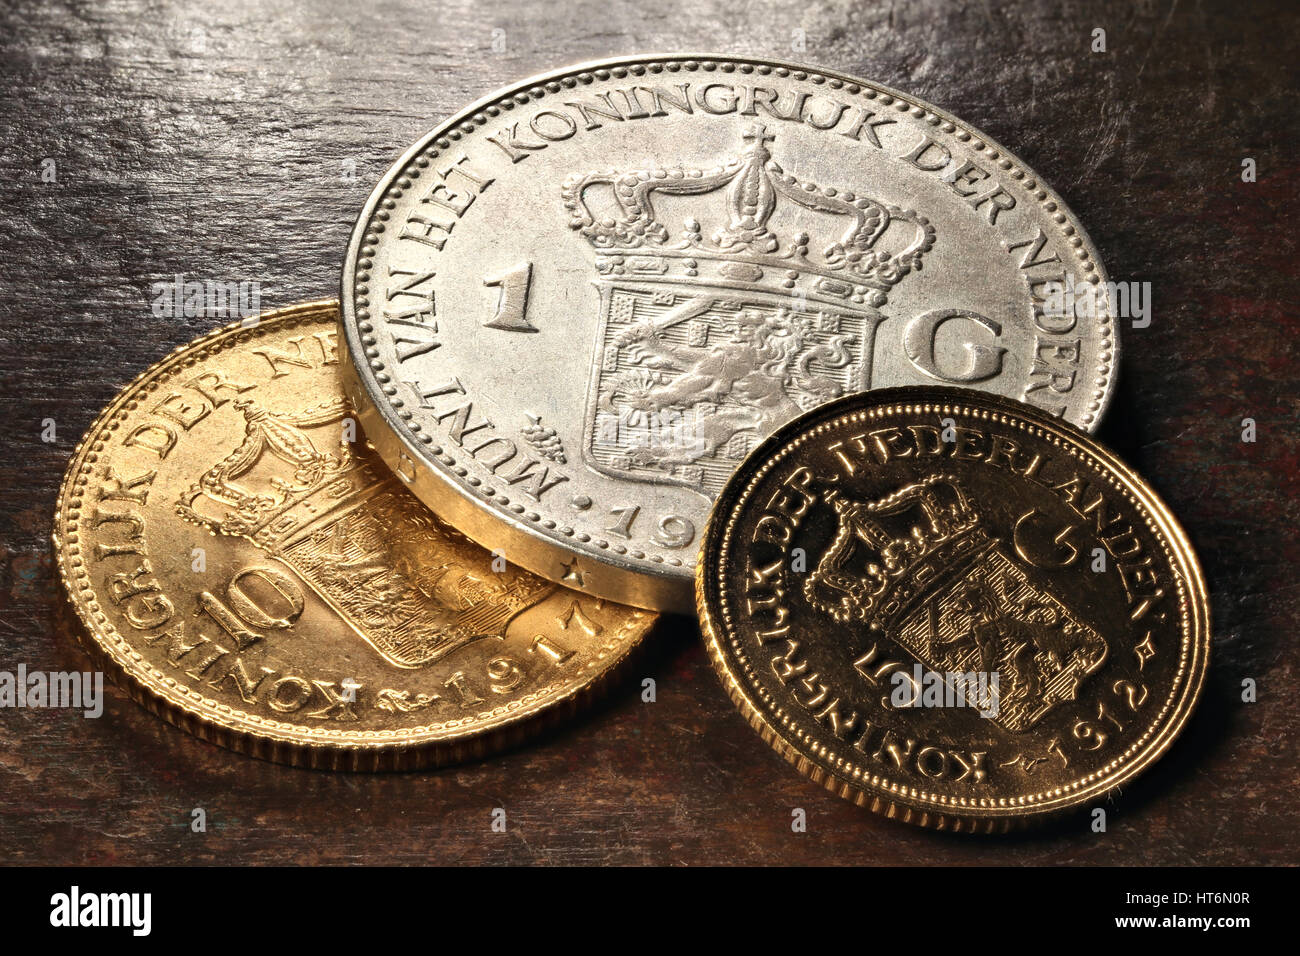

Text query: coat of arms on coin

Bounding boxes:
[802,475,1108,733]
[568,123,934,496]
[175,396,554,670]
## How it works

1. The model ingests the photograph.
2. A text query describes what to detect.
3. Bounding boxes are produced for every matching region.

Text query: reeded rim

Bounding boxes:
[696,386,1208,831]
[52,301,657,771]
[339,53,1118,614]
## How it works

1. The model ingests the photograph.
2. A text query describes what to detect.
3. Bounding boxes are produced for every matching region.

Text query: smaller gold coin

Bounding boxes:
[697,387,1210,831]
[53,301,657,770]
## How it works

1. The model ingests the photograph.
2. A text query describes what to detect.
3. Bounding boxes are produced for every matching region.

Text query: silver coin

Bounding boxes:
[341,54,1118,613]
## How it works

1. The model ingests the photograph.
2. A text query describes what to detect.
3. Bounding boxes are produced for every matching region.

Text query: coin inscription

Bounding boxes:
[342,55,1118,611]
[53,302,656,769]
[696,388,1209,831]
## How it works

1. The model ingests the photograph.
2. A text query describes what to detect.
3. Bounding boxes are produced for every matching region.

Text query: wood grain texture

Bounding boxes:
[0,0,1296,865]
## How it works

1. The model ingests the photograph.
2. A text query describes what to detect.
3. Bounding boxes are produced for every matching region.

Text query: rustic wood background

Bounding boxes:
[1,0,1295,865]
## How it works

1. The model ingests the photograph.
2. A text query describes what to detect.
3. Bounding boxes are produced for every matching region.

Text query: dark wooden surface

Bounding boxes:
[1,0,1296,866]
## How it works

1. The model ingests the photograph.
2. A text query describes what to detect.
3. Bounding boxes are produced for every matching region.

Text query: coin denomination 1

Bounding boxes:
[341,54,1118,612]
[697,387,1209,831]
[53,301,657,770]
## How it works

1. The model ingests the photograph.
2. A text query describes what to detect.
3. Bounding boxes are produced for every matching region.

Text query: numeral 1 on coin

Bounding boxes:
[529,633,575,665]
[482,261,537,332]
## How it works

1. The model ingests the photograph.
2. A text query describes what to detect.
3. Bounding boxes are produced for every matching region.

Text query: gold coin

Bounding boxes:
[697,387,1210,831]
[53,301,657,770]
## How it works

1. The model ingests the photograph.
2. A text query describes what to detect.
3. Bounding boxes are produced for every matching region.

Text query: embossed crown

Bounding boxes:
[562,124,935,310]
[804,475,993,629]
[176,398,384,553]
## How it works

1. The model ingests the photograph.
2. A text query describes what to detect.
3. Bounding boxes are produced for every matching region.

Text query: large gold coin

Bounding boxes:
[697,387,1209,831]
[53,301,657,770]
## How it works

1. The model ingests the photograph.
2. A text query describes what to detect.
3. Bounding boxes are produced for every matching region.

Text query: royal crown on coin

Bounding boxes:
[176,398,380,553]
[561,123,936,310]
[804,476,992,628]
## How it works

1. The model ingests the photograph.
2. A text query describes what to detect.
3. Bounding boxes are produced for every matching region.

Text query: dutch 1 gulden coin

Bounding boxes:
[341,54,1118,613]
[696,387,1209,831]
[53,301,656,770]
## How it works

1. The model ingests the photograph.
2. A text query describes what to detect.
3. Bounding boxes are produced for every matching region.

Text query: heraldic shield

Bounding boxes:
[563,124,937,498]
[176,398,554,669]
[804,475,1109,732]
